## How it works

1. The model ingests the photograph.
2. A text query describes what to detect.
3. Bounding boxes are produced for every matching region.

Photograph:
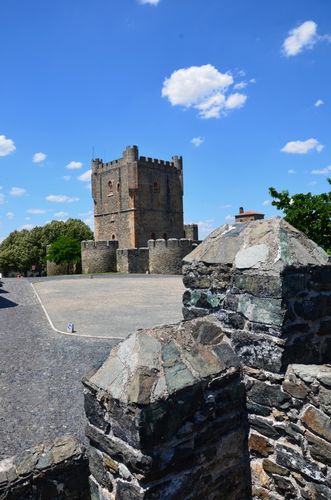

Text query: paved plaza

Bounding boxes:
[0,275,184,459]
[32,274,185,339]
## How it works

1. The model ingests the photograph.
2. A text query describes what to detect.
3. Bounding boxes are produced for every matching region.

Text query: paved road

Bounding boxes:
[32,274,184,338]
[0,278,115,459]
[0,275,185,460]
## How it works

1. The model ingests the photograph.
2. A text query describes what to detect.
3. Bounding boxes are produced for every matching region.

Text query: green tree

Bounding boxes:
[269,178,331,253]
[47,236,81,274]
[0,218,93,275]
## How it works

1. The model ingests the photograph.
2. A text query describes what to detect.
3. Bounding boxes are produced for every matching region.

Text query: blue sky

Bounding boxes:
[0,0,330,240]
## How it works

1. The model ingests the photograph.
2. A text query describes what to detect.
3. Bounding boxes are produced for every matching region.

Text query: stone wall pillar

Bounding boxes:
[181,218,331,498]
[83,317,251,499]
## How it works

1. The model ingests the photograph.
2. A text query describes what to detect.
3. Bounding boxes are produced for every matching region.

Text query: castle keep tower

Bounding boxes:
[92,145,184,248]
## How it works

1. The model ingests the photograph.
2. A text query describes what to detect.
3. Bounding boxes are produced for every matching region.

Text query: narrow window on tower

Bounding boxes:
[153,181,160,193]
[108,180,113,196]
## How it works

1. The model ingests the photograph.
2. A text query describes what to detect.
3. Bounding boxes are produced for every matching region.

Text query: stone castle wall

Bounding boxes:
[0,435,90,499]
[116,248,149,273]
[149,238,197,274]
[81,238,197,275]
[81,240,118,274]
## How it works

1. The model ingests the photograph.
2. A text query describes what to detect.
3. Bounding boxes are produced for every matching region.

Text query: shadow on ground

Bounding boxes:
[0,295,18,308]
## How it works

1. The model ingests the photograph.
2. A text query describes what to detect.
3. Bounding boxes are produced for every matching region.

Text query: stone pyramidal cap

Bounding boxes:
[184,218,328,270]
[87,317,240,405]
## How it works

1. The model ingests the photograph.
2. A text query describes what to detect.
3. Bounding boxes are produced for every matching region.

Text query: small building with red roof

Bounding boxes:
[235,207,265,223]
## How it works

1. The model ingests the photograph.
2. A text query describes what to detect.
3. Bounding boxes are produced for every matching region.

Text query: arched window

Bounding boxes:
[108,181,113,195]
[111,234,116,240]
[117,182,120,192]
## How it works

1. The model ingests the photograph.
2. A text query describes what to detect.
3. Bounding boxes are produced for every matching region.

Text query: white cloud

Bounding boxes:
[66,161,83,170]
[219,204,232,209]
[234,81,247,90]
[46,194,79,203]
[311,165,331,175]
[54,211,68,217]
[27,208,46,214]
[315,99,324,107]
[225,93,247,110]
[0,135,16,157]
[283,21,317,56]
[225,214,235,223]
[63,175,71,181]
[78,169,92,182]
[20,224,34,230]
[33,152,47,163]
[10,187,26,197]
[162,64,247,119]
[281,138,324,154]
[6,212,14,219]
[196,219,216,239]
[262,200,271,206]
[139,0,160,5]
[191,136,204,147]
[288,169,296,174]
[0,193,5,204]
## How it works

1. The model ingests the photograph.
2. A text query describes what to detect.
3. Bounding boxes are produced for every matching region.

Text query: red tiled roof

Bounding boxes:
[235,211,264,216]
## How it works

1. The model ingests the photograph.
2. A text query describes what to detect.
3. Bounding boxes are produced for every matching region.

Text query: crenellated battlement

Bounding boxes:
[139,156,175,168]
[148,238,195,249]
[92,147,181,172]
[81,240,118,250]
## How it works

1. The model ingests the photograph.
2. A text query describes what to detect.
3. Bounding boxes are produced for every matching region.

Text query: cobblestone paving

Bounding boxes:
[0,278,116,459]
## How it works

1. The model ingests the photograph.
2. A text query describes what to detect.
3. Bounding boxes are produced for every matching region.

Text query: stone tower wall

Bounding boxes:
[81,240,118,274]
[92,148,138,248]
[134,155,184,246]
[92,146,184,249]
[148,238,197,274]
[184,223,199,240]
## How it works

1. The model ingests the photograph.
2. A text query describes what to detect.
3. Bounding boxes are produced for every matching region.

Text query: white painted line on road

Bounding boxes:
[30,282,122,340]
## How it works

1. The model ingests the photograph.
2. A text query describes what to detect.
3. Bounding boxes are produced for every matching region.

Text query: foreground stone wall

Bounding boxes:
[83,317,251,499]
[116,248,149,273]
[247,363,331,499]
[0,435,90,499]
[181,218,331,498]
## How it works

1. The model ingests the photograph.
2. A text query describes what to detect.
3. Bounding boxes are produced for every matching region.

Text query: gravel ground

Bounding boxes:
[0,278,116,460]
